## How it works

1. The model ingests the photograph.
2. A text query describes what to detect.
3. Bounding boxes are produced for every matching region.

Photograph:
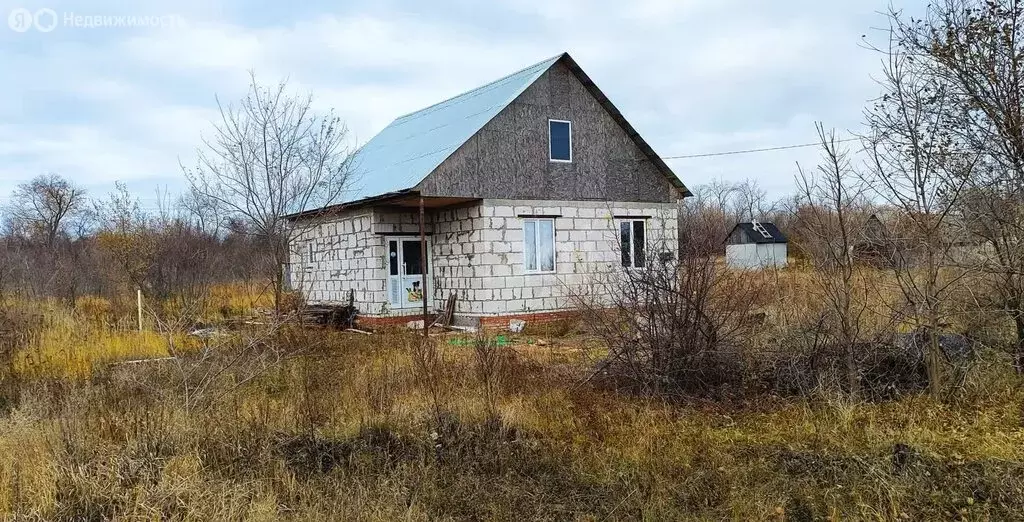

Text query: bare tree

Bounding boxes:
[734,179,773,222]
[796,123,872,395]
[0,236,13,301]
[163,315,293,414]
[184,73,354,312]
[1,174,88,301]
[680,178,786,257]
[679,184,730,255]
[179,184,223,238]
[94,182,157,297]
[3,173,86,248]
[703,179,737,219]
[862,28,973,396]
[890,0,1024,371]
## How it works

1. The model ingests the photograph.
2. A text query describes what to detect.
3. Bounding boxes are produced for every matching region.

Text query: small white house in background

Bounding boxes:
[725,221,788,269]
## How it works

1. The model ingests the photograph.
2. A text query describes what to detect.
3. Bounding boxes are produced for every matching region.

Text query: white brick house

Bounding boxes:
[286,52,689,326]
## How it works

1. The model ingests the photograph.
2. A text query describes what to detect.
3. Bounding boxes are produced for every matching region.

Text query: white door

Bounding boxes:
[387,238,429,309]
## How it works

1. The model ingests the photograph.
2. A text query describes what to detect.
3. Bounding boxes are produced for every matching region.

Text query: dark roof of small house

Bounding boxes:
[726,222,788,244]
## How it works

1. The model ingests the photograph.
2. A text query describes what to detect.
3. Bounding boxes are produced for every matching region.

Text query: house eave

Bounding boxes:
[284,190,481,222]
[284,190,418,222]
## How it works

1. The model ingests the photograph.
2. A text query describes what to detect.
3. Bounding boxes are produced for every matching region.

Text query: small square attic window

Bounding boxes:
[549,120,572,162]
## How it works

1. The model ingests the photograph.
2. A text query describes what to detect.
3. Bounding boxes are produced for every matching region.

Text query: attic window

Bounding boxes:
[549,120,572,162]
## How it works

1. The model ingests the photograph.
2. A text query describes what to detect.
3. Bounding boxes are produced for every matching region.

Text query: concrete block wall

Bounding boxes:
[291,207,442,317]
[430,203,486,315]
[288,211,388,312]
[372,208,434,236]
[291,199,678,319]
[429,199,679,318]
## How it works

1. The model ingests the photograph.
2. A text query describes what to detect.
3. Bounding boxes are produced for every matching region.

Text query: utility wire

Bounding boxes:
[662,137,859,160]
[1,140,865,205]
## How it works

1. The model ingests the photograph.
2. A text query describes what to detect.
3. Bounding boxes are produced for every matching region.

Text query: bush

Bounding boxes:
[759,329,977,401]
[577,227,765,397]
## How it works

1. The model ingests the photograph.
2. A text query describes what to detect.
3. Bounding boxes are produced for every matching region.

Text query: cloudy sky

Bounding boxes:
[0,0,926,209]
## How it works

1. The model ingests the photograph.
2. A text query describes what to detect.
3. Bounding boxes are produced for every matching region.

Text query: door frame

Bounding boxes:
[385,236,431,309]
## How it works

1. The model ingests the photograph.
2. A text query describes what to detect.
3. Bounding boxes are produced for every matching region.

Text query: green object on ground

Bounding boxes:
[447,335,511,347]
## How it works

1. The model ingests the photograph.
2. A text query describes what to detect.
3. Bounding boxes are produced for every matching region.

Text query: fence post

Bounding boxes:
[137,288,143,332]
[420,196,428,338]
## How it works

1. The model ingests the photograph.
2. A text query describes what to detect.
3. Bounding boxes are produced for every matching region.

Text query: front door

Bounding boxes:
[387,238,429,309]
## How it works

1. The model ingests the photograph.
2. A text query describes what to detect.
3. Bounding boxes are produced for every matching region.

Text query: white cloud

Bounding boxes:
[0,123,171,184]
[688,23,821,78]
[0,0,920,205]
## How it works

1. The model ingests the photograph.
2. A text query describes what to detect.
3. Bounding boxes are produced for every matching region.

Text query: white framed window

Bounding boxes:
[548,120,572,162]
[523,218,556,273]
[307,242,316,264]
[620,220,646,269]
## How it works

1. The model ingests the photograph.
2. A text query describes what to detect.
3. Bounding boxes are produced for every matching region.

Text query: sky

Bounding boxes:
[0,0,927,210]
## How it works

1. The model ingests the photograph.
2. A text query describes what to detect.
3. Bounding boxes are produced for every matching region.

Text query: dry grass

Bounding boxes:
[14,331,170,380]
[204,282,276,319]
[6,282,274,380]
[1,273,1023,520]
[8,301,178,380]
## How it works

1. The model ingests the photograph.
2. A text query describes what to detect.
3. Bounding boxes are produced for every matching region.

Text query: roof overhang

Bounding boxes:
[284,190,481,222]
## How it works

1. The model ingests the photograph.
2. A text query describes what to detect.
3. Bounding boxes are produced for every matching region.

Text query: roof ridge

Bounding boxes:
[389,52,565,125]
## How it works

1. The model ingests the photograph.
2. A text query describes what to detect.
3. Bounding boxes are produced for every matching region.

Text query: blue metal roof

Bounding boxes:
[344,53,564,203]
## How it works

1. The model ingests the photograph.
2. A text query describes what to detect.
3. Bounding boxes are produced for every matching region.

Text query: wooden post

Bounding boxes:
[137,288,143,332]
[419,196,429,338]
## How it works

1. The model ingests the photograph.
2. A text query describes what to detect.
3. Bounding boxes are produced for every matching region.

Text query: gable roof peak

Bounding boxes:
[391,52,568,125]
[339,51,688,206]
[342,53,564,203]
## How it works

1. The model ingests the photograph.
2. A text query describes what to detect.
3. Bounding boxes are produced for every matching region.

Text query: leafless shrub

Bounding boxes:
[793,123,876,396]
[0,180,270,321]
[362,345,401,418]
[295,354,335,436]
[578,216,765,397]
[471,335,514,417]
[0,304,43,414]
[410,337,447,424]
[125,301,299,415]
[758,313,978,400]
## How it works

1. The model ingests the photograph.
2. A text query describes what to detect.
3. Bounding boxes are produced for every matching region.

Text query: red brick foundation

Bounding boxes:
[356,310,578,329]
[478,310,580,328]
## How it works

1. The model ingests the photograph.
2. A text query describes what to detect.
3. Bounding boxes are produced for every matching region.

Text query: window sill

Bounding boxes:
[549,159,572,164]
[524,270,557,275]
